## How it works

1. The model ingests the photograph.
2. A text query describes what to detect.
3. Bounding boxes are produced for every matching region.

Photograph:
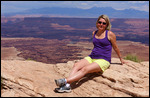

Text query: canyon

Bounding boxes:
[1,16,149,97]
[1,17,149,45]
[1,37,149,64]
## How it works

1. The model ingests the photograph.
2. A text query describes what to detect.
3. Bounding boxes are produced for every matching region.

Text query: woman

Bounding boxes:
[54,15,125,93]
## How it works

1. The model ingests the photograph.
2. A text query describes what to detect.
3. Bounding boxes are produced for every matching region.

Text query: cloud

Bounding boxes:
[127,1,149,12]
[1,1,149,14]
[1,2,26,13]
[128,1,147,4]
[81,3,88,5]
[130,5,149,12]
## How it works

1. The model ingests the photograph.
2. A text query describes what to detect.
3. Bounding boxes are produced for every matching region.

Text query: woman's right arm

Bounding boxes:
[92,31,96,38]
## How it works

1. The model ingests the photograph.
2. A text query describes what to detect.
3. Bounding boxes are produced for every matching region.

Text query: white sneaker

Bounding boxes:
[55,84,72,93]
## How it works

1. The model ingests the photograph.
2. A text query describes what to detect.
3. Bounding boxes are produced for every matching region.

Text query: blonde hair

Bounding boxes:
[96,15,112,30]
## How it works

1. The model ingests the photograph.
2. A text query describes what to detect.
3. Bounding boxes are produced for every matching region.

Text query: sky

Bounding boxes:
[1,1,149,14]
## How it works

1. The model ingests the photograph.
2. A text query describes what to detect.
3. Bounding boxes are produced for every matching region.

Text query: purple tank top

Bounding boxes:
[89,30,112,63]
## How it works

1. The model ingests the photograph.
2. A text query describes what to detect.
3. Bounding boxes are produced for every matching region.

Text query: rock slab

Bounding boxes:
[1,58,149,97]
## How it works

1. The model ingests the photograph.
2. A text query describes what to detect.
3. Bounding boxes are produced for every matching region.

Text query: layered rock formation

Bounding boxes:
[1,38,149,64]
[1,58,149,97]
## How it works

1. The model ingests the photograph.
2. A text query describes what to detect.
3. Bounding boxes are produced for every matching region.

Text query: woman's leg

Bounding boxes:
[55,59,90,87]
[66,62,102,84]
[68,59,90,79]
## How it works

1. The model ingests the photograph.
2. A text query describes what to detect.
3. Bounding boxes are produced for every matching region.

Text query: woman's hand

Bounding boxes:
[120,58,127,65]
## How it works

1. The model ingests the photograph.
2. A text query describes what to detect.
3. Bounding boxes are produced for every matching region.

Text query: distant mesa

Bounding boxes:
[2,7,149,19]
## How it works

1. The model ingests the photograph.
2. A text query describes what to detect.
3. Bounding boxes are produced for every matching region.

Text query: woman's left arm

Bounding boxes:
[108,31,125,65]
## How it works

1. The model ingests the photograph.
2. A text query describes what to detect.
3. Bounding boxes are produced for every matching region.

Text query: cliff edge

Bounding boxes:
[1,58,149,97]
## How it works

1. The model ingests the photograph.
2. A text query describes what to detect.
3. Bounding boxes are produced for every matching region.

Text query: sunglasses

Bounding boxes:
[98,21,106,25]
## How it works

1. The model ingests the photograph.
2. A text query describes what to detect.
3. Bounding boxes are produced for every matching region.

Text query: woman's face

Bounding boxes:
[97,18,107,31]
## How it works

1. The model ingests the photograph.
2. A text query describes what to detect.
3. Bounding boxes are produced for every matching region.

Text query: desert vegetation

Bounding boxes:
[124,54,142,62]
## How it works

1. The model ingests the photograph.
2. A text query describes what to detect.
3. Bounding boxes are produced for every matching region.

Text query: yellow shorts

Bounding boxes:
[84,56,110,72]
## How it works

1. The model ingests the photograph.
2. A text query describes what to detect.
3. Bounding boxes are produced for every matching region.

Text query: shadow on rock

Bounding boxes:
[71,72,102,90]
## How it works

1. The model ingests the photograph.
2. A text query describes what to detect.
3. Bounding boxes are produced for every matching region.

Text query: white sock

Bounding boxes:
[66,83,70,87]
[64,78,67,84]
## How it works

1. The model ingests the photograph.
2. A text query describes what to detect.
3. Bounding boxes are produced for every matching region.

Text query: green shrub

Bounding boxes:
[27,58,36,61]
[27,58,33,60]
[124,54,141,63]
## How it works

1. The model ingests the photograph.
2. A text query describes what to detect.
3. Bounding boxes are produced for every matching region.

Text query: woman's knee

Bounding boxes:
[80,67,89,74]
[73,62,78,68]
[73,59,89,70]
[72,63,80,70]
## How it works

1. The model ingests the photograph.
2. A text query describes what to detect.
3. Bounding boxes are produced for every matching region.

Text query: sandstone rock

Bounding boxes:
[1,58,149,97]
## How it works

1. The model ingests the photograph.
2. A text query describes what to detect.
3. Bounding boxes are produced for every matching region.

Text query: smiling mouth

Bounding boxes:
[99,26,103,28]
